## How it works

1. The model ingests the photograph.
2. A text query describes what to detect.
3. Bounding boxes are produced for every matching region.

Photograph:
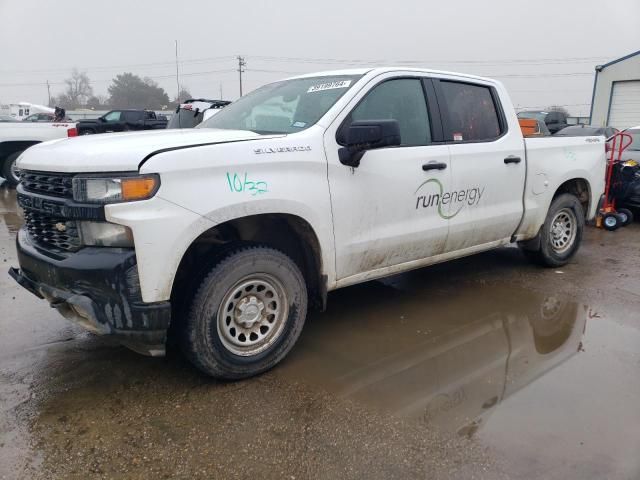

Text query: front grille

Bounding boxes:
[23,210,81,251]
[20,171,74,198]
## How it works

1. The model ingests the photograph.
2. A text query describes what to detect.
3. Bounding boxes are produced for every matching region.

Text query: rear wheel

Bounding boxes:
[181,246,308,379]
[520,193,584,267]
[2,151,22,186]
[79,129,94,135]
[617,208,633,226]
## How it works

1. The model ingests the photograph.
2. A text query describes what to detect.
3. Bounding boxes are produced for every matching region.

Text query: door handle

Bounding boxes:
[422,162,448,171]
[504,156,522,164]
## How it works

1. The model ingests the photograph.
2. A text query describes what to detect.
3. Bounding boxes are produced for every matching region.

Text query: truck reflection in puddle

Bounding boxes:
[280,274,586,438]
[0,184,22,235]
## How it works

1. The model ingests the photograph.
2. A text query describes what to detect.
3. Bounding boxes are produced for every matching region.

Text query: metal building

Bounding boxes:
[590,50,640,129]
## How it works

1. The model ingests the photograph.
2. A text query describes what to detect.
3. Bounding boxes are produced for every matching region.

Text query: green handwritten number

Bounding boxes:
[226,172,268,195]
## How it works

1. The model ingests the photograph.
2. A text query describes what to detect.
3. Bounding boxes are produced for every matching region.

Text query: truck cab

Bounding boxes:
[10,68,605,379]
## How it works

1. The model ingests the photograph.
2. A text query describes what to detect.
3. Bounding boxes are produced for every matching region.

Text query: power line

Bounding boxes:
[248,54,608,67]
[0,55,236,76]
[0,68,237,88]
[244,67,593,79]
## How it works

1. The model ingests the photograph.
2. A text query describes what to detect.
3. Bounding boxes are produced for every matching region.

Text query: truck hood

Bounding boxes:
[18,128,281,173]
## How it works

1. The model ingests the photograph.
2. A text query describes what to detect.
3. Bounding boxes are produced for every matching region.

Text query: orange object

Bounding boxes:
[121,176,158,201]
[518,118,540,137]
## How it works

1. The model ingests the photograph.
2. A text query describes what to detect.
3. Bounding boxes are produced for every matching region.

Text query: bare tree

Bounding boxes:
[62,69,93,108]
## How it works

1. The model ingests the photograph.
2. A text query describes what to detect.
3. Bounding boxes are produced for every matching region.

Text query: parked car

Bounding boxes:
[167,99,231,129]
[76,110,167,135]
[0,121,78,185]
[11,67,606,379]
[518,110,569,134]
[22,113,56,122]
[554,125,618,138]
[0,115,18,123]
[619,126,640,162]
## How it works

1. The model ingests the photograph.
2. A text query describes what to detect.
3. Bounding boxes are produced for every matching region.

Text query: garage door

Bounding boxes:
[608,80,640,130]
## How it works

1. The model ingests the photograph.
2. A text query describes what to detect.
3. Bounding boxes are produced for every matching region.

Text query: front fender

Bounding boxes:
[106,196,334,304]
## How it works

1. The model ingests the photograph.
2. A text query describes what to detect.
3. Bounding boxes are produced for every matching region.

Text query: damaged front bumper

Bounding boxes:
[10,228,171,356]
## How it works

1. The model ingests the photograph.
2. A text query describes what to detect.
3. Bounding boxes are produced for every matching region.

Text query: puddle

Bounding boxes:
[0,186,22,235]
[279,275,588,437]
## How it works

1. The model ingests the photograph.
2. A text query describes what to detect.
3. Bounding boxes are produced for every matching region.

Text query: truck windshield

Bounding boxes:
[198,75,362,134]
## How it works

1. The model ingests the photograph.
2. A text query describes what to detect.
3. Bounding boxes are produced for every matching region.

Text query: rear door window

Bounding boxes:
[438,81,503,142]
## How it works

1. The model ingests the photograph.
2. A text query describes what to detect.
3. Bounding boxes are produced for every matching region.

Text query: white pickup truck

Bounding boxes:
[0,121,78,185]
[9,68,605,379]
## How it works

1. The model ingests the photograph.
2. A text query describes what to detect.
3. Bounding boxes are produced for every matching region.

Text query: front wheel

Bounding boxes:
[2,151,22,186]
[520,193,584,267]
[602,212,621,231]
[182,246,308,379]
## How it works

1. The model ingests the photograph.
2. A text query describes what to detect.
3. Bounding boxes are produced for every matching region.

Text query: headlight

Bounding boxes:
[72,174,160,204]
[78,221,133,247]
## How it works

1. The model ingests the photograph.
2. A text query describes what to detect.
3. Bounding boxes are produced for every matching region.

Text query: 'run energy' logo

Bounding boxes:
[415,179,485,219]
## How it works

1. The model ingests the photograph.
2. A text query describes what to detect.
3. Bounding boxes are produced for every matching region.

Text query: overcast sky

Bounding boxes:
[1,0,638,116]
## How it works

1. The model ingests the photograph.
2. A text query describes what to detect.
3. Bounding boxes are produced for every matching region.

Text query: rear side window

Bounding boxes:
[167,109,204,129]
[125,111,144,122]
[439,81,503,142]
[349,78,431,146]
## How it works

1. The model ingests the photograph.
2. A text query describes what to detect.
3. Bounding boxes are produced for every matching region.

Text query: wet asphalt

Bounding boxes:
[0,181,639,479]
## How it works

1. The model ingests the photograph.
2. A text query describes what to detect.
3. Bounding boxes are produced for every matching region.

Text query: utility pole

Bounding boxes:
[237,55,246,97]
[175,40,180,99]
[46,80,51,106]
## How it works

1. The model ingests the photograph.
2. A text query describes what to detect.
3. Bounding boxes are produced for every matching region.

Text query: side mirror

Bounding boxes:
[338,119,401,168]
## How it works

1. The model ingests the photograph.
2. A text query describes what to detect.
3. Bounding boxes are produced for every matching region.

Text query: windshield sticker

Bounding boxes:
[307,80,352,93]
[226,172,268,196]
[414,179,484,219]
[292,121,307,128]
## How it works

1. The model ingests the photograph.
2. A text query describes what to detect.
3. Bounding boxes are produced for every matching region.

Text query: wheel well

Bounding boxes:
[0,141,40,164]
[170,214,325,325]
[553,178,591,217]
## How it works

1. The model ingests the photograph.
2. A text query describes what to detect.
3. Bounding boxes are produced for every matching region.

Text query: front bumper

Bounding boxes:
[10,228,171,355]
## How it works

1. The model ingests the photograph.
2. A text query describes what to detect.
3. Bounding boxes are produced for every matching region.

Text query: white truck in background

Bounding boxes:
[0,121,78,185]
[10,68,605,380]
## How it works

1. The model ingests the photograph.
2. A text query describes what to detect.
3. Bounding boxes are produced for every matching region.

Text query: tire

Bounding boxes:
[79,129,94,135]
[520,193,585,267]
[182,246,308,379]
[617,208,634,226]
[602,213,620,231]
[2,151,22,186]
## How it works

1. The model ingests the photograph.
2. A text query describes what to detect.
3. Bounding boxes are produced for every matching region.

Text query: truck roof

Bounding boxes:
[288,67,498,84]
